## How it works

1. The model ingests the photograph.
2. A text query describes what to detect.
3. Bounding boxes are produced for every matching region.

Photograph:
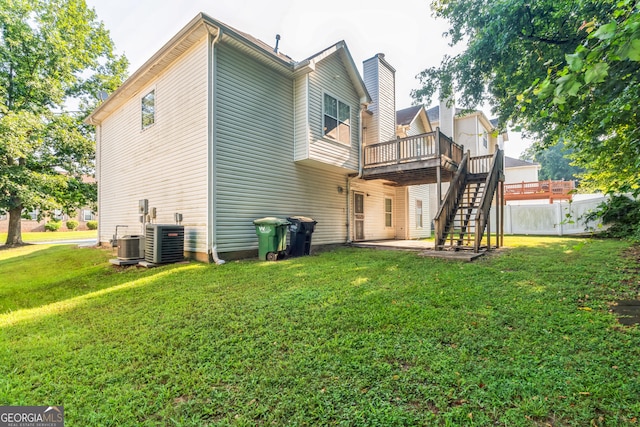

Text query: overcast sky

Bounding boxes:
[86,0,530,157]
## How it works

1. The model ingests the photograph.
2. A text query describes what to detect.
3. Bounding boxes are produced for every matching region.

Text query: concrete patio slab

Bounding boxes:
[350,239,491,261]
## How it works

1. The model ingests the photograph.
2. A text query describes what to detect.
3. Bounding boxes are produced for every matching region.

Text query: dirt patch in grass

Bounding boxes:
[610,244,640,325]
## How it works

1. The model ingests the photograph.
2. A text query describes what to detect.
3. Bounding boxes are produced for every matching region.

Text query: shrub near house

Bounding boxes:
[0,208,97,233]
[44,221,62,232]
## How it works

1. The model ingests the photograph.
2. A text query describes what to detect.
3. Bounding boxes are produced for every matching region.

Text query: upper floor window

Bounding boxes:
[482,130,488,148]
[323,93,351,145]
[141,90,155,129]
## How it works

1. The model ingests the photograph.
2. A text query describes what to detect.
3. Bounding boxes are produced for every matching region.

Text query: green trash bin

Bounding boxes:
[253,217,290,261]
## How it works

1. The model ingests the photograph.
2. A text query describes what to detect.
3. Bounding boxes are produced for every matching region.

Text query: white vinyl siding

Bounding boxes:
[302,54,359,171]
[401,112,431,239]
[349,180,396,240]
[97,37,210,254]
[362,56,395,146]
[408,185,431,238]
[408,117,424,136]
[505,165,540,184]
[293,75,309,161]
[214,42,349,254]
[394,187,407,239]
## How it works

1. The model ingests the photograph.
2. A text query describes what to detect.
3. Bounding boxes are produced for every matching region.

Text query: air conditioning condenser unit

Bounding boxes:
[145,224,184,264]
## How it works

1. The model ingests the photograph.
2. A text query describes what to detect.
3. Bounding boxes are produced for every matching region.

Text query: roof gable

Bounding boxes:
[396,105,422,126]
[87,13,369,125]
[295,41,370,104]
[396,105,432,133]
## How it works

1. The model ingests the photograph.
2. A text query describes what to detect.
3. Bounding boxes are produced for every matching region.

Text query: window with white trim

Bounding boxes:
[384,197,393,228]
[416,199,423,228]
[323,93,351,144]
[24,209,38,221]
[141,90,155,129]
[82,210,95,222]
[53,209,67,221]
[482,130,488,148]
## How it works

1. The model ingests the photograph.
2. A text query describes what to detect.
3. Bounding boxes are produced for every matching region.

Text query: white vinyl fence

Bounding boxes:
[501,196,607,236]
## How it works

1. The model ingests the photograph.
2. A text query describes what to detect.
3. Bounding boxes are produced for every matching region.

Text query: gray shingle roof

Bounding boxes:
[396,105,422,126]
[505,156,538,168]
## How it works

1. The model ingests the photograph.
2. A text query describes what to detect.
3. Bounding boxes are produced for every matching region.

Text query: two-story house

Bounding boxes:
[87,13,504,261]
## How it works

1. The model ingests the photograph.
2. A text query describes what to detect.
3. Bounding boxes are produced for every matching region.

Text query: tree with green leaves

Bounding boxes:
[414,0,639,195]
[0,0,128,246]
[522,142,585,183]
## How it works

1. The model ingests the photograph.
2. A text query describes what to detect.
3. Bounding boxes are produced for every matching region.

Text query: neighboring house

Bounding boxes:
[0,176,97,233]
[504,156,540,184]
[395,105,434,239]
[87,14,504,261]
[426,106,507,158]
[424,106,508,223]
[0,209,96,233]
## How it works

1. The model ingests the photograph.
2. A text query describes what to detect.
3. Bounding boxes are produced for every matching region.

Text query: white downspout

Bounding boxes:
[209,29,225,265]
[96,124,102,246]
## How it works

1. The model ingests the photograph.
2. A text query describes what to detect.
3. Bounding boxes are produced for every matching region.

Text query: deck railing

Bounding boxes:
[504,180,575,202]
[363,129,463,168]
[469,154,493,174]
[434,151,470,250]
[474,148,504,252]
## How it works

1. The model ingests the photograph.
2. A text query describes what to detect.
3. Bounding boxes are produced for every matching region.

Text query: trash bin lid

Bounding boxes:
[253,217,290,226]
[287,216,316,223]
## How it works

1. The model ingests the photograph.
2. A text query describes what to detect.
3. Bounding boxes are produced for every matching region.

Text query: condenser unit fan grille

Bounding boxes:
[145,224,184,264]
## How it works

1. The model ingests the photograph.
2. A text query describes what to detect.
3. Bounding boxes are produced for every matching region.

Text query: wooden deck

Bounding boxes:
[504,180,575,203]
[361,130,463,185]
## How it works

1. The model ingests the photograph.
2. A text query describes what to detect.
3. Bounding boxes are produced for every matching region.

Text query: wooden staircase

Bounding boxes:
[434,148,504,252]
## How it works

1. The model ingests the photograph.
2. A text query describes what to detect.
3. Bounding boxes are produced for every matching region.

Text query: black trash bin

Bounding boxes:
[287,216,317,257]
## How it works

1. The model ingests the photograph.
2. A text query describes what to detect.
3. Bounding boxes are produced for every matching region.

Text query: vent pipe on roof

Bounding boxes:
[274,34,281,53]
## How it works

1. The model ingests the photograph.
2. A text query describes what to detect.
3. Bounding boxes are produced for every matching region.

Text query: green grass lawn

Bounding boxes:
[1,237,639,426]
[0,230,97,243]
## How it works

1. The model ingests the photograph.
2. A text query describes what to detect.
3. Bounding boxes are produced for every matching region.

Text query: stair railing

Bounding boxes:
[434,151,470,250]
[474,147,504,252]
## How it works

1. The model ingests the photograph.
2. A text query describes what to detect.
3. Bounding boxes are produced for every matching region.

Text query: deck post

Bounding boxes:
[487,211,491,251]
[436,127,442,203]
[499,180,504,248]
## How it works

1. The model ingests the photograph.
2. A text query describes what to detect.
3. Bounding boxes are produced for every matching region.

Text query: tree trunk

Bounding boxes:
[5,204,23,246]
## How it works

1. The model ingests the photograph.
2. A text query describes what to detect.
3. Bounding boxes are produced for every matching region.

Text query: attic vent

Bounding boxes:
[274,34,281,53]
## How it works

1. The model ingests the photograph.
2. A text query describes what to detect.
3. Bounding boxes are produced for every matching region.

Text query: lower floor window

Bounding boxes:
[24,209,38,221]
[53,209,67,221]
[416,199,423,228]
[385,198,393,228]
[82,210,95,222]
